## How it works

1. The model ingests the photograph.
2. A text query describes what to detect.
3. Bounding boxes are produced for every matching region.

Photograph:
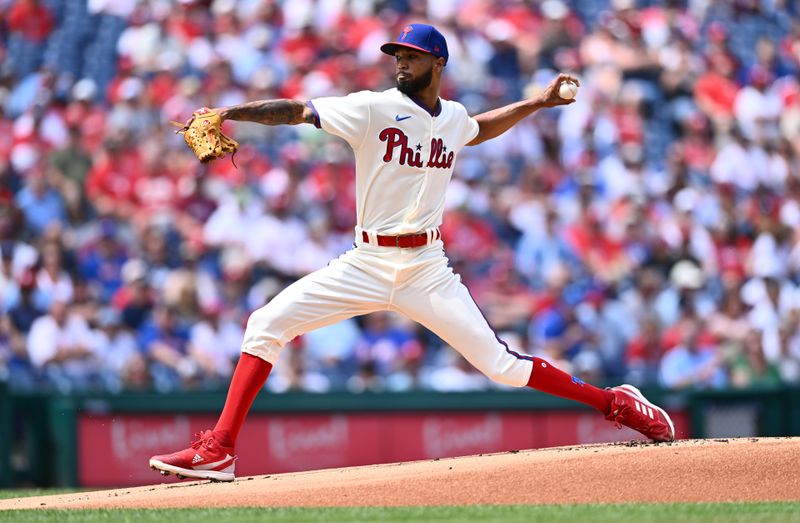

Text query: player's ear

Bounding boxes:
[434,57,446,71]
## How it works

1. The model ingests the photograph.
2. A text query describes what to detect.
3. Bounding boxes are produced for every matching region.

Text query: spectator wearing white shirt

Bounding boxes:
[188,301,243,384]
[35,241,74,309]
[0,223,38,280]
[710,128,759,191]
[202,191,263,251]
[734,67,782,142]
[27,297,100,392]
[748,224,791,280]
[422,348,491,392]
[744,277,797,362]
[93,307,147,391]
[248,200,309,276]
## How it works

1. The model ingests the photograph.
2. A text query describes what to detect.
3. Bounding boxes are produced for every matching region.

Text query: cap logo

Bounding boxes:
[400,25,413,40]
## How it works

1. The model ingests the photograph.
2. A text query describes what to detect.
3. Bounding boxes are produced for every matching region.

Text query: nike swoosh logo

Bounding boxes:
[395,115,412,121]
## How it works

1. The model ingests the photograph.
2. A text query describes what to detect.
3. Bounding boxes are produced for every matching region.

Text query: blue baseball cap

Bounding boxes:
[381,24,449,64]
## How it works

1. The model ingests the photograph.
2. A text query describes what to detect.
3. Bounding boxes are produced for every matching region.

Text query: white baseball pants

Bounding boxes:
[241,238,534,387]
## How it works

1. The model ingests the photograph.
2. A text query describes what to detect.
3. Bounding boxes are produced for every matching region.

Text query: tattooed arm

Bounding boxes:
[214,99,316,126]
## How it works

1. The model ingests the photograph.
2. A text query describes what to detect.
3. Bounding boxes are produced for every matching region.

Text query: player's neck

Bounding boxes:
[406,85,441,116]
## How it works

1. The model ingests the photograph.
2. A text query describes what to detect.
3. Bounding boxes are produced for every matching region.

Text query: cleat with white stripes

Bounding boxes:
[605,384,675,443]
[149,430,236,482]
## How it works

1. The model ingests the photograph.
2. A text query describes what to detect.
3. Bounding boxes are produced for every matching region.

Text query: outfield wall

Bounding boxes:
[2,387,799,488]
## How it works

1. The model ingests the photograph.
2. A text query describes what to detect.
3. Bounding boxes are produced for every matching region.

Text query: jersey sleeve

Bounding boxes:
[307,91,372,149]
[456,102,480,148]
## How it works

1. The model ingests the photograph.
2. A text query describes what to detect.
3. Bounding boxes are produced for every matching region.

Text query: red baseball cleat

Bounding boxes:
[605,384,675,442]
[149,430,236,482]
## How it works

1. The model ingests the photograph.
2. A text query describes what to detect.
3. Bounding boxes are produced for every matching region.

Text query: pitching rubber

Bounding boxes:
[149,459,235,482]
[617,384,676,441]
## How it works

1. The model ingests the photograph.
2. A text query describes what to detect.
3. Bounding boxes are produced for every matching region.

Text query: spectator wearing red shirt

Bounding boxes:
[564,211,632,284]
[672,115,716,175]
[694,51,740,132]
[6,0,55,78]
[712,224,752,283]
[85,137,142,219]
[7,0,54,43]
[440,209,499,266]
[130,140,181,226]
[174,172,218,248]
[625,315,664,387]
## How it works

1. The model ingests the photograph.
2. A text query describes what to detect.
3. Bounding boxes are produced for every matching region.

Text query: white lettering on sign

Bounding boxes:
[268,416,349,461]
[111,416,191,460]
[422,415,502,457]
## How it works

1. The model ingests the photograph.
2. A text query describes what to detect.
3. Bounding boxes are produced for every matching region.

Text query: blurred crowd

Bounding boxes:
[2,0,800,394]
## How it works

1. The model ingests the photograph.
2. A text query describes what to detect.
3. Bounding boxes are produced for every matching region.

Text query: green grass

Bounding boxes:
[1,503,799,523]
[0,488,83,500]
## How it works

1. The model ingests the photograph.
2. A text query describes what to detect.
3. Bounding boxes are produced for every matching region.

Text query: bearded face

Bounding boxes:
[396,62,434,95]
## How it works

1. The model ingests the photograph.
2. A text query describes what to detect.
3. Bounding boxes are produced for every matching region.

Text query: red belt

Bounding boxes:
[361,229,440,248]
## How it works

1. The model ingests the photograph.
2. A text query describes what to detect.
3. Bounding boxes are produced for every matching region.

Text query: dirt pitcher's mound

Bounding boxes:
[3,438,800,510]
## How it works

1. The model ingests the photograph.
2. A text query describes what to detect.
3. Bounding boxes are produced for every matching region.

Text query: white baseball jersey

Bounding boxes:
[308,88,479,235]
[241,88,535,389]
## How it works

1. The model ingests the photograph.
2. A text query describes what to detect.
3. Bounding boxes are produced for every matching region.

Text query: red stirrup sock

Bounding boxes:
[213,353,273,447]
[526,357,613,415]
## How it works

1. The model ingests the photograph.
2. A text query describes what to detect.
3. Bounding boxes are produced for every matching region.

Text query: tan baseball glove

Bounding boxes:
[173,108,239,164]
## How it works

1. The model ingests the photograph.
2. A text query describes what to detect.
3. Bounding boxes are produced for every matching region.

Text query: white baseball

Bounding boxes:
[558,81,578,100]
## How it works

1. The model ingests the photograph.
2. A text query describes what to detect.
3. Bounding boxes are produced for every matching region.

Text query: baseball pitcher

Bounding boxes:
[150,24,674,482]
